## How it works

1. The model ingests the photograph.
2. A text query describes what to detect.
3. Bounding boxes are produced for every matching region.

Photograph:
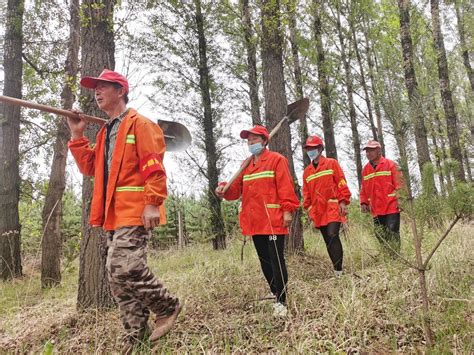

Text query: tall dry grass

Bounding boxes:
[0,221,472,353]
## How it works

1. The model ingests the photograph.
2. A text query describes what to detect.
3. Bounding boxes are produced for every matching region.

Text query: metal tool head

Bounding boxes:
[158,119,192,152]
[286,98,310,124]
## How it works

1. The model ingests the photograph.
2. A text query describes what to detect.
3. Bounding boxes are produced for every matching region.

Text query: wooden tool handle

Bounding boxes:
[221,156,252,193]
[0,95,107,125]
[0,95,193,151]
[269,116,288,139]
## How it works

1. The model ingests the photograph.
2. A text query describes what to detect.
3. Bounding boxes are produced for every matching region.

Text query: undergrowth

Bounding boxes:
[0,222,472,353]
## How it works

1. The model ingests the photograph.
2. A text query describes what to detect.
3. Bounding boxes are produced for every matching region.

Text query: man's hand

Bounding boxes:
[142,204,161,230]
[215,183,226,198]
[339,201,348,217]
[66,109,87,139]
[361,204,370,213]
[283,211,293,227]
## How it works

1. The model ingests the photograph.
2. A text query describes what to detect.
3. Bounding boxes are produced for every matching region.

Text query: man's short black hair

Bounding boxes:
[112,82,129,104]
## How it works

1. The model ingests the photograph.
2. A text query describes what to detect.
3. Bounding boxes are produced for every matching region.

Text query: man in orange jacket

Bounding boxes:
[360,140,403,255]
[67,69,180,349]
[302,135,351,277]
[216,125,299,317]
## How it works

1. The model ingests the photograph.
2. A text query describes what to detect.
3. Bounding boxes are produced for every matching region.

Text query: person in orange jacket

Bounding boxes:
[216,125,299,317]
[360,140,403,255]
[66,69,180,349]
[302,135,351,277]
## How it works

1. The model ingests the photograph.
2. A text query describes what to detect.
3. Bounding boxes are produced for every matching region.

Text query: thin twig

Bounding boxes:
[185,151,209,180]
[423,216,461,269]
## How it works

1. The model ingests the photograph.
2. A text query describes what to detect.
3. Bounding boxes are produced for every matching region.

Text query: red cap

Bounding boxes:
[240,125,270,140]
[80,69,129,93]
[304,135,324,148]
[363,140,382,150]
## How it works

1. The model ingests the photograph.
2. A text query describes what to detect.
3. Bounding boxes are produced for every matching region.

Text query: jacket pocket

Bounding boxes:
[114,186,144,218]
[264,203,283,228]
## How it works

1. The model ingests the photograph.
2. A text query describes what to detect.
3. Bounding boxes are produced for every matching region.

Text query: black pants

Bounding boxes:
[373,213,401,254]
[319,222,343,271]
[252,234,288,304]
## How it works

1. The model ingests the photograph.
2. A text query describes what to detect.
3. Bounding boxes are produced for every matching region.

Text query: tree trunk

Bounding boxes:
[40,0,80,288]
[394,125,413,197]
[398,0,436,190]
[351,22,378,142]
[240,0,261,125]
[261,0,303,253]
[77,0,116,310]
[433,111,453,192]
[380,70,414,197]
[364,32,386,156]
[194,0,226,250]
[430,122,446,196]
[462,143,472,182]
[335,6,362,188]
[454,0,474,92]
[177,207,187,248]
[286,0,310,168]
[312,0,337,159]
[430,0,465,182]
[385,100,413,197]
[0,0,24,280]
[426,95,447,195]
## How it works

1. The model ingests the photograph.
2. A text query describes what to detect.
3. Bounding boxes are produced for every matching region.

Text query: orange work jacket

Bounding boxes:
[68,109,167,231]
[302,156,351,228]
[222,149,299,236]
[360,156,403,217]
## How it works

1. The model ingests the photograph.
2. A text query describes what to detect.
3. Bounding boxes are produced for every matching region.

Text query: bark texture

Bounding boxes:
[454,1,474,92]
[77,0,116,309]
[286,0,310,167]
[195,0,226,250]
[312,0,337,159]
[261,0,303,252]
[335,6,362,188]
[0,0,24,280]
[430,0,466,182]
[240,0,261,125]
[351,22,377,142]
[398,0,437,188]
[41,0,80,288]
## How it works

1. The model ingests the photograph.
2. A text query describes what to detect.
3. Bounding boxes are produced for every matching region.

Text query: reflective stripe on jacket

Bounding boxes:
[68,109,167,230]
[302,156,351,228]
[359,156,402,217]
[223,149,299,236]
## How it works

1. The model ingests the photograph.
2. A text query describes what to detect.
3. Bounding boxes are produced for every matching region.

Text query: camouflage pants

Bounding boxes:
[105,226,179,340]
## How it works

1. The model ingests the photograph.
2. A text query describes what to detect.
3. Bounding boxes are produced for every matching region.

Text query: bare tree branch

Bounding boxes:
[423,216,461,269]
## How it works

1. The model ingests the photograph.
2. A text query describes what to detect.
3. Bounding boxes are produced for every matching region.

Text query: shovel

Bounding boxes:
[220,97,309,193]
[0,95,192,152]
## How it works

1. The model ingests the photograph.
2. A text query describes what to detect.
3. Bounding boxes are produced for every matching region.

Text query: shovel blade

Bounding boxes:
[286,98,309,124]
[158,119,192,152]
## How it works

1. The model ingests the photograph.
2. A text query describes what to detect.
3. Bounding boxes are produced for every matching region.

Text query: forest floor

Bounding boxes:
[0,221,472,353]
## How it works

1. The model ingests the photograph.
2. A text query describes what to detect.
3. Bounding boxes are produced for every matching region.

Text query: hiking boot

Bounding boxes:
[272,302,288,317]
[150,303,182,342]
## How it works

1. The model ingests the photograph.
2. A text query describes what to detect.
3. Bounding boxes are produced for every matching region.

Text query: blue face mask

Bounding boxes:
[248,142,264,155]
[307,149,320,161]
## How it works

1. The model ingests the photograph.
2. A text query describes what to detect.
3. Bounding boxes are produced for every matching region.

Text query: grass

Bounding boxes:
[0,221,472,353]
